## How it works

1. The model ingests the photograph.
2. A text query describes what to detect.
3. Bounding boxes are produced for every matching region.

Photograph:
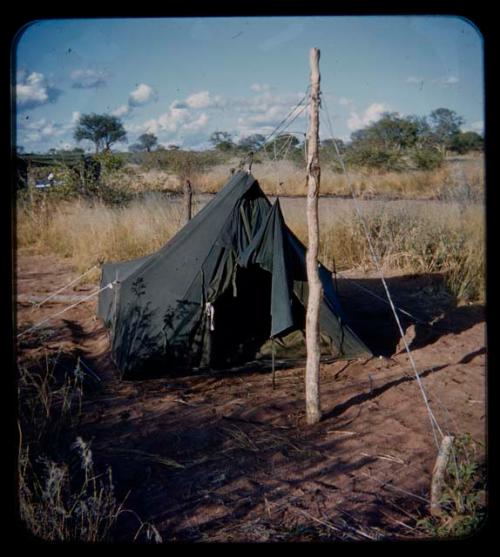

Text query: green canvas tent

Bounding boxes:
[97,171,371,378]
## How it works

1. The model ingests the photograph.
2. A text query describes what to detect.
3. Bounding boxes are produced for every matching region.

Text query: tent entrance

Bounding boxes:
[210,264,273,369]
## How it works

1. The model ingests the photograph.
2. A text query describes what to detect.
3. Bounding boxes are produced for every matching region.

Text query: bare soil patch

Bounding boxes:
[15,254,486,541]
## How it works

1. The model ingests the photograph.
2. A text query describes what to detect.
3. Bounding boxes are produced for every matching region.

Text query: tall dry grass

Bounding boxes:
[282,199,485,303]
[16,193,484,303]
[17,196,202,275]
[98,156,484,200]
[17,347,163,542]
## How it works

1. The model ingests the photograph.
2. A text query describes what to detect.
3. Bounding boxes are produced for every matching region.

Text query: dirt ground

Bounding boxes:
[15,254,487,542]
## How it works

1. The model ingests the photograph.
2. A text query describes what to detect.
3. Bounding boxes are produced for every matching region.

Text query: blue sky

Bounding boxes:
[14,16,484,153]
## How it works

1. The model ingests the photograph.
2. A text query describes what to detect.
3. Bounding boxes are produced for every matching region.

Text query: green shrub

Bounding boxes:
[411,148,444,170]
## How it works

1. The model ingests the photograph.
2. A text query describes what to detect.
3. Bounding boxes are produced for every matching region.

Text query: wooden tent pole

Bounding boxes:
[305,47,322,425]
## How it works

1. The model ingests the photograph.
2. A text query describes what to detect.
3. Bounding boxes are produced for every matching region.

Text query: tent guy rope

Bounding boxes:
[31,264,99,310]
[319,95,445,448]
[17,281,117,339]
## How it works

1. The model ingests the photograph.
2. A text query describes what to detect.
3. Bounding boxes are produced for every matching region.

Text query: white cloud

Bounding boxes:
[71,111,81,124]
[128,83,158,107]
[70,69,111,89]
[183,113,209,131]
[112,104,131,118]
[432,75,460,87]
[440,75,460,86]
[185,91,224,109]
[250,83,271,93]
[19,117,66,143]
[16,71,60,110]
[463,120,484,134]
[347,102,389,131]
[128,88,308,148]
[135,105,191,136]
[232,90,307,132]
[406,76,422,84]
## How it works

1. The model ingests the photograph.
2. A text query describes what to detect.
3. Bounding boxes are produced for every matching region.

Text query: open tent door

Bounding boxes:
[209,264,273,368]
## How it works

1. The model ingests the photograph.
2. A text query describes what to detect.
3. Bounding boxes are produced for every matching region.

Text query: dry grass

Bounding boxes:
[97,156,484,200]
[283,199,485,303]
[16,157,485,303]
[17,196,202,275]
[17,349,163,542]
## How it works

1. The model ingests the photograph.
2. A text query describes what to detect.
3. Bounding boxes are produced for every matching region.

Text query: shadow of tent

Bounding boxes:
[335,272,485,357]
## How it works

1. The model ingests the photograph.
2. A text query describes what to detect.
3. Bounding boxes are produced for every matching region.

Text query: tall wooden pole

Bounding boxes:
[305,47,322,425]
[184,179,193,224]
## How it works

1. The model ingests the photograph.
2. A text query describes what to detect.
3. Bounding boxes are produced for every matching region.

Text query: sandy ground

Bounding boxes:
[15,254,487,542]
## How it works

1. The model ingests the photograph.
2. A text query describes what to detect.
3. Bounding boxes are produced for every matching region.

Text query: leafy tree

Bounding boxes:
[351,112,420,152]
[321,138,346,154]
[265,133,300,156]
[74,113,127,154]
[136,133,158,152]
[210,131,235,152]
[428,108,465,155]
[237,134,266,152]
[449,131,484,154]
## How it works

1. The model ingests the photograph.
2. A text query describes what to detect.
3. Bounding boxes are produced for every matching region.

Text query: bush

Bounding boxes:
[96,151,124,174]
[345,146,407,172]
[411,148,444,171]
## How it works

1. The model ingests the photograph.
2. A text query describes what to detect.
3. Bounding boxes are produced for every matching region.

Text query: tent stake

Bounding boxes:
[271,337,276,390]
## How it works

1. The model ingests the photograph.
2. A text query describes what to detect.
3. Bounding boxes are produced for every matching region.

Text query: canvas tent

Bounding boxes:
[97,171,371,378]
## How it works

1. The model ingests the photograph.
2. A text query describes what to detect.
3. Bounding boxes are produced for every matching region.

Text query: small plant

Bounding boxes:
[416,433,486,539]
[18,353,85,446]
[19,438,127,542]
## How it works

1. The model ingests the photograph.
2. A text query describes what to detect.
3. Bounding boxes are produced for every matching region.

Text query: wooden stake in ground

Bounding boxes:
[184,179,193,224]
[430,435,454,516]
[305,47,322,425]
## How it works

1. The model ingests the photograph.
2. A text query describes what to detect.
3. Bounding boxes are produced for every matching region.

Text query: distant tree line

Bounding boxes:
[24,108,482,175]
[203,108,483,172]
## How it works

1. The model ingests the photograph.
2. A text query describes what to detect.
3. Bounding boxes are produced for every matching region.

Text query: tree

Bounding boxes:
[237,133,266,152]
[449,131,484,154]
[428,108,464,156]
[128,143,143,153]
[321,138,346,154]
[267,133,300,155]
[351,112,420,152]
[210,131,235,152]
[74,113,127,154]
[137,133,158,152]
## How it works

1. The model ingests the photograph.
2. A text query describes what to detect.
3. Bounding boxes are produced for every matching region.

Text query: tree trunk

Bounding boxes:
[305,47,322,425]
[184,179,193,225]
